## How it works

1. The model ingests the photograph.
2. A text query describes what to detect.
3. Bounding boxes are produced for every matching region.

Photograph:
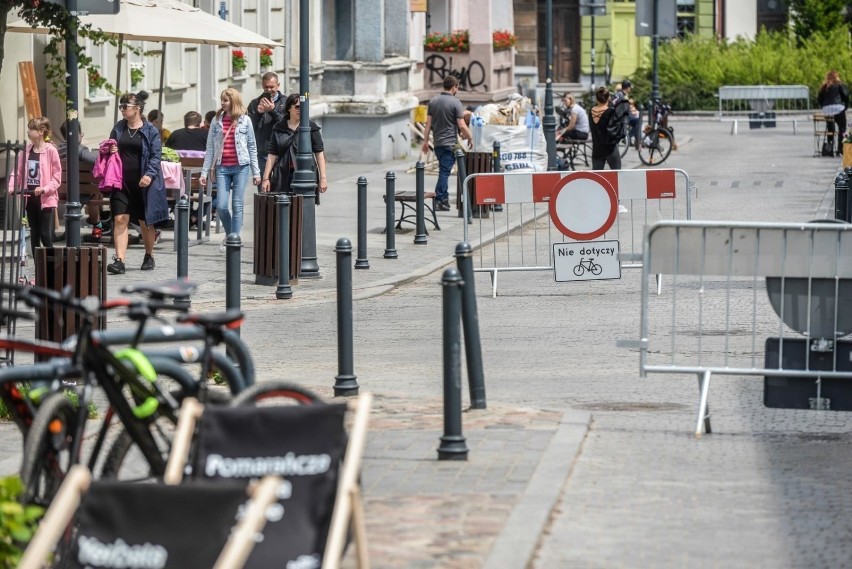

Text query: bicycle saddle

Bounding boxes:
[121,279,197,300]
[177,309,244,329]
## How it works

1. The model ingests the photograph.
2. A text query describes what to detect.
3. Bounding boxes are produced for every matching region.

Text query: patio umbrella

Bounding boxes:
[8,0,282,117]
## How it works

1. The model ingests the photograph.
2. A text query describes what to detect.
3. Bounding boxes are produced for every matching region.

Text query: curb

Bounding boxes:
[483,410,591,569]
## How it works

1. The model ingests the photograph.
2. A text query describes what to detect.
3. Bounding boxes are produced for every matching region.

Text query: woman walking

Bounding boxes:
[818,70,849,156]
[589,86,621,171]
[200,88,260,251]
[8,117,61,259]
[260,94,328,197]
[107,90,170,274]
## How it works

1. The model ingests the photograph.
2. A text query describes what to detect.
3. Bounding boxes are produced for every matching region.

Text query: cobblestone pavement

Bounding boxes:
[3,119,852,567]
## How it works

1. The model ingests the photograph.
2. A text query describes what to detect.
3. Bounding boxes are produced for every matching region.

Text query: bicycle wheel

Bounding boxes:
[232,381,322,407]
[618,134,631,158]
[20,391,78,506]
[99,388,231,481]
[590,263,602,276]
[573,264,585,277]
[638,128,674,166]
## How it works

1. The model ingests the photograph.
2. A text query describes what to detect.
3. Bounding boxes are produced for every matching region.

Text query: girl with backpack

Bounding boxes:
[589,86,622,170]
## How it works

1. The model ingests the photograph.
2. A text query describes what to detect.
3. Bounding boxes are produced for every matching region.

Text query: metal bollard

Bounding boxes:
[384,171,398,259]
[225,233,241,335]
[334,238,359,396]
[455,242,486,409]
[276,194,293,299]
[492,141,503,212]
[175,195,191,308]
[414,161,427,245]
[455,148,471,224]
[437,267,468,461]
[355,177,370,269]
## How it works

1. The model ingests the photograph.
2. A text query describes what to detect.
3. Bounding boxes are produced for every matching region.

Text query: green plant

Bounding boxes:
[628,29,852,111]
[208,368,225,385]
[232,49,247,73]
[63,388,98,419]
[788,0,850,44]
[130,66,145,87]
[260,48,273,68]
[0,475,44,568]
[423,30,470,53]
[87,67,108,92]
[161,146,180,163]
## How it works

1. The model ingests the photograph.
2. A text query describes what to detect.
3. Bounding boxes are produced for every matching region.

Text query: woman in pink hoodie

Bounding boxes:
[8,117,62,257]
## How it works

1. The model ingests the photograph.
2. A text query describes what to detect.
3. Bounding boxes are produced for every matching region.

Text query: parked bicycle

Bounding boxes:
[638,100,675,166]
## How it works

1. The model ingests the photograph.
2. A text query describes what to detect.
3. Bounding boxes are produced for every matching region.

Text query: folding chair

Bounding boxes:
[165,392,373,569]
[19,465,283,569]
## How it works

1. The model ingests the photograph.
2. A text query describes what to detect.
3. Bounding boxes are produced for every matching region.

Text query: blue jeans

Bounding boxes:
[434,146,455,203]
[216,164,250,236]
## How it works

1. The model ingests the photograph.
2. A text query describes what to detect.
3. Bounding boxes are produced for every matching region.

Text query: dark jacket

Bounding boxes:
[247,91,288,158]
[590,106,618,160]
[266,120,323,194]
[818,83,849,109]
[109,119,170,225]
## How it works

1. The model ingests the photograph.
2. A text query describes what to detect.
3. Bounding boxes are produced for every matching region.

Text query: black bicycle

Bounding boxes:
[638,100,675,166]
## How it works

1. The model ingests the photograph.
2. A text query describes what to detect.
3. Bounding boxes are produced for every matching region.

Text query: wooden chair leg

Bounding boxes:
[350,485,370,569]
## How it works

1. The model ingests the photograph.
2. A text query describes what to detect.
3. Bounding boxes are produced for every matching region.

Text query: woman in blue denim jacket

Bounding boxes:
[200,88,260,250]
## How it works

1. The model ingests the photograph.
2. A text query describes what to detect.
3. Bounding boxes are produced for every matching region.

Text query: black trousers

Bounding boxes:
[26,195,54,258]
[828,111,848,153]
[592,146,622,171]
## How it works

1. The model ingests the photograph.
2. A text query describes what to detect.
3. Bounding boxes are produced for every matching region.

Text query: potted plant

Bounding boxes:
[423,30,470,53]
[130,63,145,90]
[492,30,517,52]
[843,131,852,169]
[87,68,107,97]
[260,48,273,71]
[232,49,247,75]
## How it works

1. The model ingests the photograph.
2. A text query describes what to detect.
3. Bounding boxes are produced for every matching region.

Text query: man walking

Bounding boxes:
[247,72,287,189]
[421,76,472,211]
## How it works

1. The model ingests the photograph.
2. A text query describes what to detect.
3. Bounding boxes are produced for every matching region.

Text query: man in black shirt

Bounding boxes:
[247,72,287,190]
[165,111,208,152]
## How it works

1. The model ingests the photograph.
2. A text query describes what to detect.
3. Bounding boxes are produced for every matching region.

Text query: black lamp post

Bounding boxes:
[651,0,661,101]
[542,0,557,171]
[64,0,82,247]
[291,0,320,278]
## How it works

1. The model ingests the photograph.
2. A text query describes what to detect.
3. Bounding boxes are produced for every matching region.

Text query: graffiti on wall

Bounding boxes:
[425,55,488,92]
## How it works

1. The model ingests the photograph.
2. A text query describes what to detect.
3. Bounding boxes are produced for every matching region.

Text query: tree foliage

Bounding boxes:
[788,0,851,44]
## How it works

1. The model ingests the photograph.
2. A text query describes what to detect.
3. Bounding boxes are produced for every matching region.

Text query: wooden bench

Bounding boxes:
[382,191,441,231]
[556,139,591,170]
[717,85,810,135]
[57,161,109,209]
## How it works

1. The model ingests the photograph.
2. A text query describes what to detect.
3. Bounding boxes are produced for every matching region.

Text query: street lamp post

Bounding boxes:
[291,0,320,278]
[64,0,82,247]
[542,0,557,171]
[590,11,596,91]
[651,0,661,101]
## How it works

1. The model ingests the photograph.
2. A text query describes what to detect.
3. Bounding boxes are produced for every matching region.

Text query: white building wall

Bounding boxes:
[724,1,757,40]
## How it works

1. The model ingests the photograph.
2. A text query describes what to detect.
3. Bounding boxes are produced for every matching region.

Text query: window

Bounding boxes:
[86,40,110,99]
[676,0,695,38]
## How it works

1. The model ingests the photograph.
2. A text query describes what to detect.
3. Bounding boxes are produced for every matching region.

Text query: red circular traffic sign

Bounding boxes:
[548,172,618,241]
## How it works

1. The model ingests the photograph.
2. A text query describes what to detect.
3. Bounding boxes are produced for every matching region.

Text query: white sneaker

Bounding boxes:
[219,238,226,253]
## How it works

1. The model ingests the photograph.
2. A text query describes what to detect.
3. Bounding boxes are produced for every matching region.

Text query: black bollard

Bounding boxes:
[334,238,359,396]
[414,161,428,245]
[455,149,470,223]
[437,267,468,461]
[384,172,398,259]
[225,233,241,335]
[276,194,293,299]
[492,141,503,212]
[455,242,486,409]
[355,177,370,269]
[175,195,190,308]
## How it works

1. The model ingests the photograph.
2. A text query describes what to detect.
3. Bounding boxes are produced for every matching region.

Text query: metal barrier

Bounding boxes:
[717,85,810,135]
[1,142,27,364]
[462,168,694,297]
[619,220,852,437]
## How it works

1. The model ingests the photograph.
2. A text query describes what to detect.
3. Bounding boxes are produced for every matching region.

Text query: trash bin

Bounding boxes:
[835,170,849,222]
[253,192,303,285]
[34,246,107,356]
[456,152,493,219]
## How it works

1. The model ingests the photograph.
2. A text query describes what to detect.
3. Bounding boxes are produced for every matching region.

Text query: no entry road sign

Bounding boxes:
[548,172,618,241]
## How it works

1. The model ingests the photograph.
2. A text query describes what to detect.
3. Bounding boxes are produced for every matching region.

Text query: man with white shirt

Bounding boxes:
[558,94,590,141]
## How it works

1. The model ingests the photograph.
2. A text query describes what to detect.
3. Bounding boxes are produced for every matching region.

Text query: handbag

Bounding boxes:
[822,139,835,157]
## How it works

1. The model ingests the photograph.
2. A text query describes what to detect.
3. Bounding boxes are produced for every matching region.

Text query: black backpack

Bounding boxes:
[606,98,631,143]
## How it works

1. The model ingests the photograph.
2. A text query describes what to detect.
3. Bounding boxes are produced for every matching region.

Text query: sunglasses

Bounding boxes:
[119,104,138,111]
[293,105,300,109]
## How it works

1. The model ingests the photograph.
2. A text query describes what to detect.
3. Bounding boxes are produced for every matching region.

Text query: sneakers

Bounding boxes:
[154,230,162,245]
[107,256,126,275]
[437,200,451,211]
[141,254,155,271]
[219,238,226,253]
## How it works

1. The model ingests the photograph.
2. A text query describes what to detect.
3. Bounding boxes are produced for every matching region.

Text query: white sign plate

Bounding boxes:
[553,240,621,282]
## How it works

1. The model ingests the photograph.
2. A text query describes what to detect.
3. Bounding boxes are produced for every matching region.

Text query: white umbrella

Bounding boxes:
[8,0,282,116]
